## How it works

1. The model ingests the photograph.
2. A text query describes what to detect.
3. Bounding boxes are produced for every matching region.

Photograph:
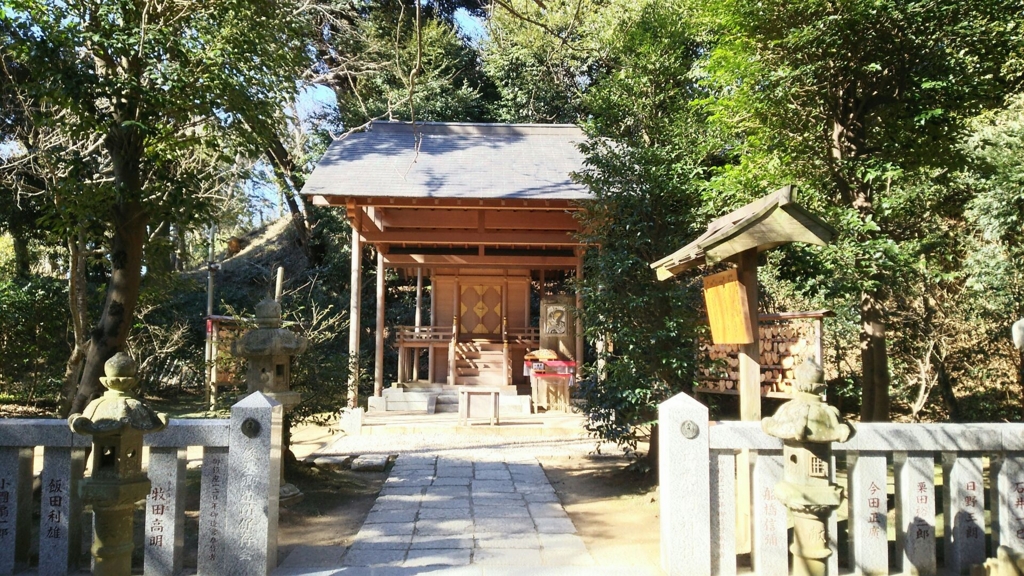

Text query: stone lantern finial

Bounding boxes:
[255,298,283,328]
[70,352,167,436]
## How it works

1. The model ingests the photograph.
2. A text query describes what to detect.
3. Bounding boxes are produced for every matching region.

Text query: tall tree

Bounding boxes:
[572,0,712,464]
[481,0,597,123]
[696,0,1023,421]
[3,0,310,414]
[307,0,496,128]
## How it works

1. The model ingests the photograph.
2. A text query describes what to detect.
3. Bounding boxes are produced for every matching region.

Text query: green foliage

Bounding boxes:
[690,0,1024,420]
[333,2,494,127]
[571,0,710,453]
[0,276,69,403]
[481,0,597,123]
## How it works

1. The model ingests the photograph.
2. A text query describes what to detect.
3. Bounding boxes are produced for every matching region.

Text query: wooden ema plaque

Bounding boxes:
[702,269,754,344]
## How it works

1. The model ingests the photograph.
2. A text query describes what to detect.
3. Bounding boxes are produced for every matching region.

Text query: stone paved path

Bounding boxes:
[276,452,614,574]
[275,431,660,575]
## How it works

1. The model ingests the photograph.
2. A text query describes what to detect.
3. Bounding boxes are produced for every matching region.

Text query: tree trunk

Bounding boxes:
[646,423,659,476]
[71,201,147,413]
[859,290,891,422]
[11,231,30,278]
[935,352,959,421]
[58,227,91,417]
[265,137,311,254]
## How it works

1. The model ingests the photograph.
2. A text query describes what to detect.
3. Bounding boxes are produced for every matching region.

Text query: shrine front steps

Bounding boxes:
[368,385,532,416]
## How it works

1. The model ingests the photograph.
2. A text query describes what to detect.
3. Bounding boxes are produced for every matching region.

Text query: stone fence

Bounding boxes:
[0,392,282,575]
[661,391,1024,576]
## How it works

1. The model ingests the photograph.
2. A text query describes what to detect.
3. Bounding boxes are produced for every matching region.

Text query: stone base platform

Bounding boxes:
[368,385,532,417]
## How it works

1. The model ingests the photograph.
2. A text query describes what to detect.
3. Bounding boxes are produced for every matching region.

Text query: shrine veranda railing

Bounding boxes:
[661,391,1024,576]
[0,392,282,576]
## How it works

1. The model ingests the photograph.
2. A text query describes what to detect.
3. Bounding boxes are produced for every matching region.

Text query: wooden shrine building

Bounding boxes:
[302,121,590,411]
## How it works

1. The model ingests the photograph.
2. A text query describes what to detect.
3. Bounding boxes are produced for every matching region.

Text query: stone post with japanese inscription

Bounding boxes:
[762,359,851,576]
[69,352,168,576]
[224,392,282,575]
[230,298,307,505]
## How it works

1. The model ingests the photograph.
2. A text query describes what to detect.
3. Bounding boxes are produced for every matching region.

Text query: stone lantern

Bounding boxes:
[231,298,307,503]
[762,359,851,576]
[69,352,168,576]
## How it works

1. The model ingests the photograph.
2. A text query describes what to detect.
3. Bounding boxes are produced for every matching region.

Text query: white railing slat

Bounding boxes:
[709,422,783,451]
[942,453,987,575]
[146,447,187,575]
[38,446,85,575]
[843,423,1001,452]
[848,452,889,575]
[710,450,737,576]
[894,452,937,575]
[0,419,91,448]
[198,446,229,575]
[751,450,787,576]
[993,452,1024,555]
[146,420,230,448]
[0,447,31,574]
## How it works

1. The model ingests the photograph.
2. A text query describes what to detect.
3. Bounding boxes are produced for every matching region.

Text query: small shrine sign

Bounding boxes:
[702,269,754,345]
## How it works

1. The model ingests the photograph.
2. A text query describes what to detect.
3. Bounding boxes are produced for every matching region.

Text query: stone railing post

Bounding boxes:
[145,446,186,575]
[39,445,86,574]
[659,391,711,576]
[198,446,229,574]
[224,392,282,576]
[0,446,32,573]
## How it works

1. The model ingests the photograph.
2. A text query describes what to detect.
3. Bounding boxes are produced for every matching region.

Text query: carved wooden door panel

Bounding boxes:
[460,285,502,338]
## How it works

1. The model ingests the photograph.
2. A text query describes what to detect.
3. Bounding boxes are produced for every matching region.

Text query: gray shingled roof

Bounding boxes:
[301,122,592,200]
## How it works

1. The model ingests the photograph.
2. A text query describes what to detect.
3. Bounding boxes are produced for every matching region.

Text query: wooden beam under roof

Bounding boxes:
[371,208,579,231]
[360,229,580,246]
[382,254,579,269]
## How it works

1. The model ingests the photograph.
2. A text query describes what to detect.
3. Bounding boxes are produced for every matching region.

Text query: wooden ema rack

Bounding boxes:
[695,310,829,399]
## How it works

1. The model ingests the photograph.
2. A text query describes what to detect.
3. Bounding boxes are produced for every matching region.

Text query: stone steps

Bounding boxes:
[370,385,530,414]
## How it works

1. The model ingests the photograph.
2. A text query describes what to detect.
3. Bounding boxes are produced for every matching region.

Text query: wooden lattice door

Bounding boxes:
[460,285,502,338]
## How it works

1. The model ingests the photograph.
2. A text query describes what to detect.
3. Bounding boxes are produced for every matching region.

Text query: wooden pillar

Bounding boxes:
[428,277,436,384]
[575,257,584,364]
[737,248,761,421]
[539,269,546,298]
[736,248,761,555]
[503,274,510,385]
[450,277,460,385]
[347,215,362,408]
[374,250,385,396]
[414,268,423,381]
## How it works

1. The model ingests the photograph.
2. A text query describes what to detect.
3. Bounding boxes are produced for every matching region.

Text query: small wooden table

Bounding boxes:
[458,387,501,426]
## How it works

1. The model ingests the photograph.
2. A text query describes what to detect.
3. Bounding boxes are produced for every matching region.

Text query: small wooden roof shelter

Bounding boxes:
[651,185,835,421]
[302,121,591,407]
[652,185,834,279]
